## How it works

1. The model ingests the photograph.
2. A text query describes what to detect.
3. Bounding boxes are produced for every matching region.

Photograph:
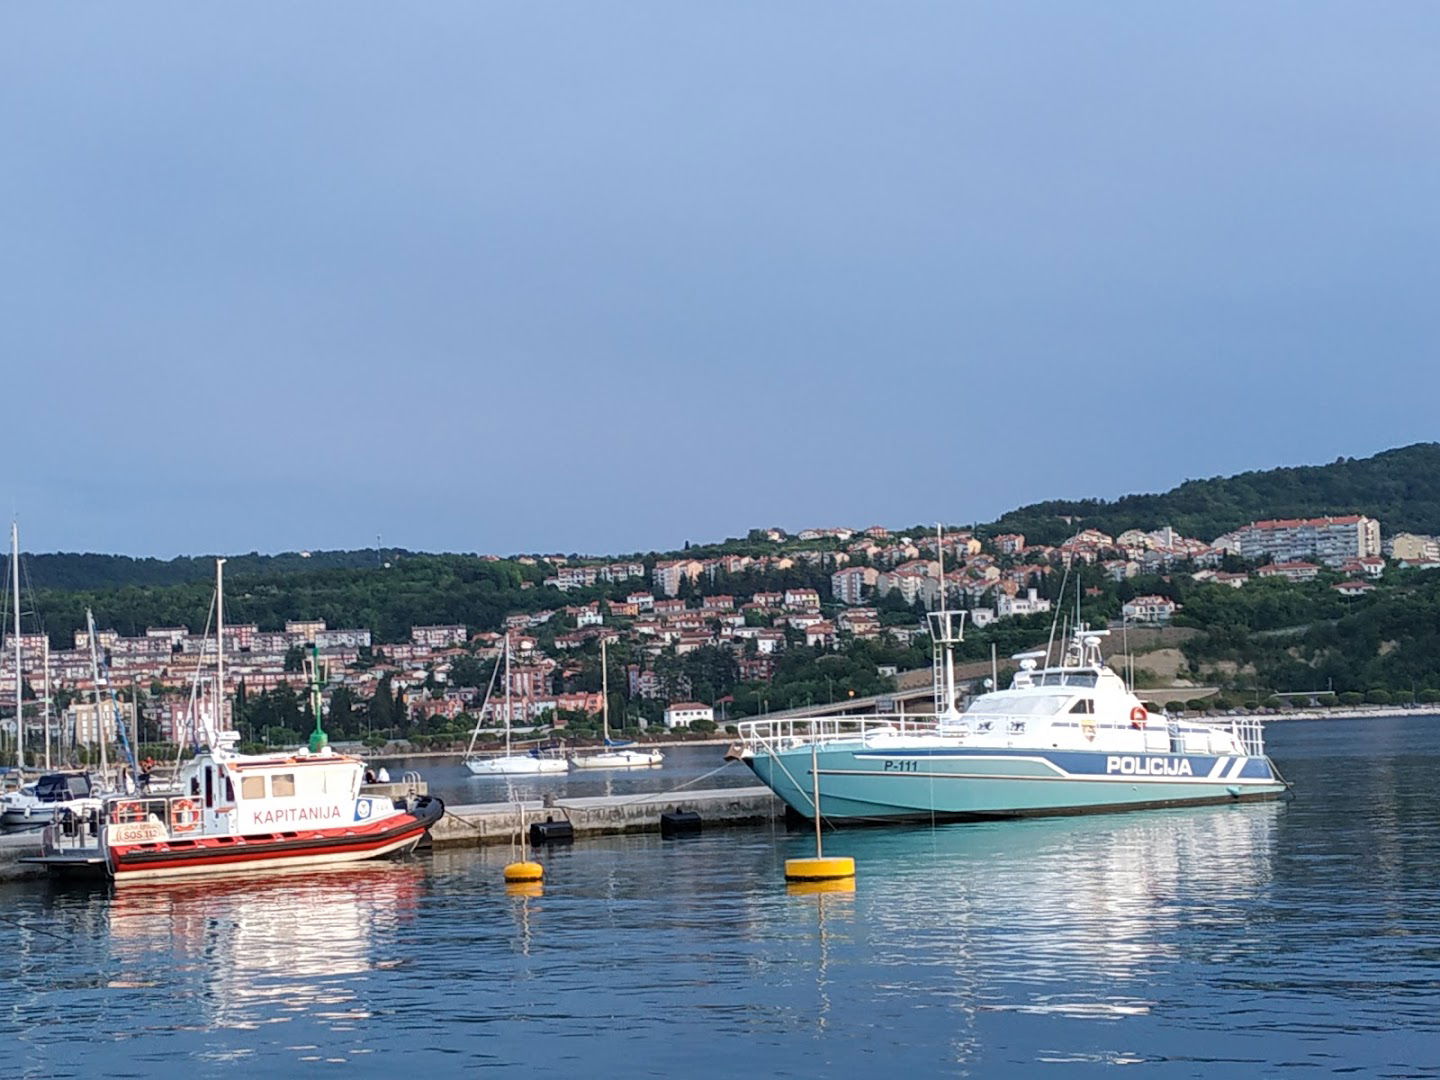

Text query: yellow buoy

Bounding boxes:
[784,855,856,882]
[503,860,544,883]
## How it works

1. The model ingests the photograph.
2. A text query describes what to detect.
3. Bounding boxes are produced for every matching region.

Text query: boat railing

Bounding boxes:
[736,713,941,756]
[1218,715,1265,757]
[44,794,197,845]
[40,804,106,856]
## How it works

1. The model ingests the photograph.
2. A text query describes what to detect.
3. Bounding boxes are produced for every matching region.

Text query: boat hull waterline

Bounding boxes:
[746,745,1287,823]
[108,797,443,882]
[34,796,445,883]
[570,749,664,770]
[465,756,569,776]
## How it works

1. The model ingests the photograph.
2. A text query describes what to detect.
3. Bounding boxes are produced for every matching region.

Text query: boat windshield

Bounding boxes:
[35,775,89,802]
[965,693,1071,717]
[1029,671,1099,688]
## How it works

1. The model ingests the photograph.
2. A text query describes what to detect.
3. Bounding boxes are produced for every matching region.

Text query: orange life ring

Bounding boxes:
[114,801,146,824]
[170,798,201,834]
[1130,706,1148,728]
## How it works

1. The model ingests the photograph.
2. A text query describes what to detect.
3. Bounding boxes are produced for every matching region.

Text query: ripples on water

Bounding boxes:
[3,717,1440,1077]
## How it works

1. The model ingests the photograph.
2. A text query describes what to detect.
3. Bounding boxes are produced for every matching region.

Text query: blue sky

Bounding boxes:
[3,3,1437,557]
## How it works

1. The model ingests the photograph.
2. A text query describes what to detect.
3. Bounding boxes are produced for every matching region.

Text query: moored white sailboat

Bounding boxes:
[464,631,568,776]
[570,638,662,769]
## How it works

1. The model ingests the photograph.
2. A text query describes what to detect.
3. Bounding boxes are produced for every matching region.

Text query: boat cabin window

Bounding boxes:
[204,767,215,809]
[271,774,296,798]
[1068,699,1095,714]
[240,775,265,799]
[966,694,1071,717]
[1034,672,1098,688]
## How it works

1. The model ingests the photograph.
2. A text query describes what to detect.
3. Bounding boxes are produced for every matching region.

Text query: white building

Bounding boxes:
[1385,533,1440,562]
[1220,516,1381,567]
[663,702,714,729]
[1121,595,1179,624]
[996,588,1052,619]
[831,566,879,605]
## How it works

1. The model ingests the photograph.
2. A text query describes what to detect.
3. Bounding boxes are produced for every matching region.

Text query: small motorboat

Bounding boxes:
[0,773,101,831]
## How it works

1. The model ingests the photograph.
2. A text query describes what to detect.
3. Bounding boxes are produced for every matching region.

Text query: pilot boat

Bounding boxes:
[732,606,1289,824]
[27,560,442,882]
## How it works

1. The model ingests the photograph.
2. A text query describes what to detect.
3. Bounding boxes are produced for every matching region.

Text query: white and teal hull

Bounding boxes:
[746,744,1289,823]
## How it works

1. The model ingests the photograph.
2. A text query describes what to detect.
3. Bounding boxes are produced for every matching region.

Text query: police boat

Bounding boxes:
[732,614,1290,824]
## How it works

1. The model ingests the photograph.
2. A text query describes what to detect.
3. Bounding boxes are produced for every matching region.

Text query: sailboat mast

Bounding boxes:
[216,558,226,737]
[503,630,513,757]
[86,609,107,778]
[12,522,21,768]
[600,637,609,743]
[42,637,51,770]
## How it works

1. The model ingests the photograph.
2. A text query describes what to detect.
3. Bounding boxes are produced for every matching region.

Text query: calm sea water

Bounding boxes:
[3,717,1440,1078]
[377,742,757,806]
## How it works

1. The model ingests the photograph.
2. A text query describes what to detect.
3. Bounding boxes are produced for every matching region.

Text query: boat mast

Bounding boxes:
[307,642,328,753]
[86,608,107,778]
[11,521,21,768]
[600,636,610,744]
[42,636,51,770]
[216,558,225,742]
[928,523,962,718]
[503,630,513,757]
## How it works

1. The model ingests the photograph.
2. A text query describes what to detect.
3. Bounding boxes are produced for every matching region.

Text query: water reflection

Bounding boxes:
[106,863,425,1035]
[787,802,1282,1068]
[15,718,1440,1077]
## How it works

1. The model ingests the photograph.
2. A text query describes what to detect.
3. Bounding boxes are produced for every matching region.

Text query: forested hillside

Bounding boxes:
[27,556,542,645]
[983,442,1440,545]
[21,549,400,591]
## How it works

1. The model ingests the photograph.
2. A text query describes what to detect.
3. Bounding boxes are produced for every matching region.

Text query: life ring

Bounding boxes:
[1130,706,1148,729]
[170,798,201,833]
[114,800,146,824]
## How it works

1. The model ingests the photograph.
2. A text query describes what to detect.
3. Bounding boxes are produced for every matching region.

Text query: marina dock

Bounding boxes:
[0,785,785,881]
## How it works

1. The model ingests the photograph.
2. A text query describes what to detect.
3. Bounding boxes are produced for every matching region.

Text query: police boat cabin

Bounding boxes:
[734,617,1291,824]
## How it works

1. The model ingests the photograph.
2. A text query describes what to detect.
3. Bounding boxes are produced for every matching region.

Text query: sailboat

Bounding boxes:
[570,638,662,769]
[28,558,443,881]
[0,521,102,831]
[464,631,568,775]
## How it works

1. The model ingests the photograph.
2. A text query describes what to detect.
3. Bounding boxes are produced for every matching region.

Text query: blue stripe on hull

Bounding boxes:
[748,745,1287,822]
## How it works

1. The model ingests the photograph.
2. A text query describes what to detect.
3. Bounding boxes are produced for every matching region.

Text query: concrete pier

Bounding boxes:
[0,786,784,882]
[428,785,783,849]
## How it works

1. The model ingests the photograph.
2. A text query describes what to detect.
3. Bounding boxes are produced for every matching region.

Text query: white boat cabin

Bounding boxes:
[176,749,373,836]
[948,655,1246,757]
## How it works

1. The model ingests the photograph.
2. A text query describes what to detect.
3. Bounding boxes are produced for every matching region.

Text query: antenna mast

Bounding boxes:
[11,522,21,768]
